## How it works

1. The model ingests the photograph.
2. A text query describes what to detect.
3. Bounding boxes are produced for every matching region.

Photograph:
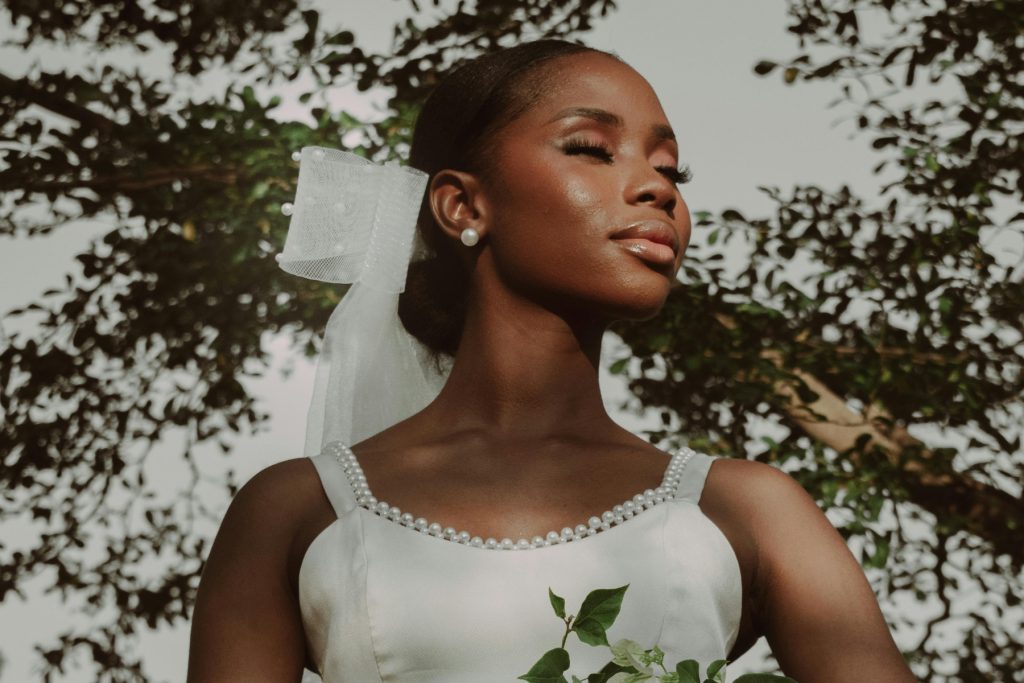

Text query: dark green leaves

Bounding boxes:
[676,659,700,683]
[571,585,629,647]
[569,589,630,647]
[549,587,567,619]
[518,647,571,683]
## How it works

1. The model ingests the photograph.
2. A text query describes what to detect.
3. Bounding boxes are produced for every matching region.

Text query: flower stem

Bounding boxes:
[561,615,574,649]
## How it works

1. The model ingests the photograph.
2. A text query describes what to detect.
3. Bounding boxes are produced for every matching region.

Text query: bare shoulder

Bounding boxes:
[224,457,336,576]
[703,457,916,682]
[700,456,834,569]
[700,456,813,520]
[229,457,328,523]
[187,457,334,681]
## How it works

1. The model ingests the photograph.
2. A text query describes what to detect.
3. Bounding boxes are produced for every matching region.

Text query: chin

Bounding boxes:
[594,283,672,323]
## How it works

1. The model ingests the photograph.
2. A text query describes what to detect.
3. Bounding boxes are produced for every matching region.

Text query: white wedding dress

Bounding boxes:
[298,441,742,682]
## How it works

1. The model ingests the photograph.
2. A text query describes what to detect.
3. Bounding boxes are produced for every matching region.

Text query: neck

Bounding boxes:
[423,277,613,440]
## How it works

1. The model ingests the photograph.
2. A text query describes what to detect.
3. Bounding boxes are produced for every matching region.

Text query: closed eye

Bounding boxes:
[561,137,692,186]
[562,137,613,162]
[656,164,693,185]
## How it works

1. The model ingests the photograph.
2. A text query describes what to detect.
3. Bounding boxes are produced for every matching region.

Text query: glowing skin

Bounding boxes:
[466,52,693,324]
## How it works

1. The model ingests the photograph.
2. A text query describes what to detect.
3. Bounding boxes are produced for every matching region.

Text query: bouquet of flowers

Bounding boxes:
[518,584,797,683]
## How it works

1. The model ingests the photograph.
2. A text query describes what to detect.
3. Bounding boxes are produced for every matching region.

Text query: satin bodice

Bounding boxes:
[299,443,742,682]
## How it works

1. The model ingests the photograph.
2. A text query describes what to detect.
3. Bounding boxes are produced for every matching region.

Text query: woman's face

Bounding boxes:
[478,51,692,323]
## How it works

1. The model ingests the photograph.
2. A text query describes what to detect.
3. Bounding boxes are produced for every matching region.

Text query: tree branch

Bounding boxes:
[13,166,239,194]
[0,71,121,134]
[715,312,1023,564]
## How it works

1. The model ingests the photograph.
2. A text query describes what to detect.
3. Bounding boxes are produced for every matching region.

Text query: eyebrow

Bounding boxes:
[546,106,676,143]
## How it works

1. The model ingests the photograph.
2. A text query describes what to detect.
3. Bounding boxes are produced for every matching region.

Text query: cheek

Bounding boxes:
[489,169,615,283]
[493,157,614,245]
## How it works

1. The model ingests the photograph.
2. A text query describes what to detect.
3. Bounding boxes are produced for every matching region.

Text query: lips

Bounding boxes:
[609,220,680,267]
[609,220,680,255]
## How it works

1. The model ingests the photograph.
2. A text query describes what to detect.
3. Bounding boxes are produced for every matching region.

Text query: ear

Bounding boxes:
[427,169,489,244]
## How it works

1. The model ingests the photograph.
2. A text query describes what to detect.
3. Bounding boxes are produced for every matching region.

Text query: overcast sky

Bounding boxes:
[0,1,968,680]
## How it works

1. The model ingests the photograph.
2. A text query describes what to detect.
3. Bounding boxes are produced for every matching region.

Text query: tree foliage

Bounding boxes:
[0,0,1020,681]
[611,1,1023,679]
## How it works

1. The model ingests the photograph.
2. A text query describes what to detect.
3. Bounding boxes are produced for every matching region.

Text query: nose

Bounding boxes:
[628,165,677,219]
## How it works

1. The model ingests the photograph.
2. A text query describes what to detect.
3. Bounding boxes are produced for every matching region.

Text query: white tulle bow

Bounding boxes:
[276,146,447,455]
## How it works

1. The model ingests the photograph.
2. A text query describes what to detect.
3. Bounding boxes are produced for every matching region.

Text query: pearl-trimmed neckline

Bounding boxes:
[325,440,696,551]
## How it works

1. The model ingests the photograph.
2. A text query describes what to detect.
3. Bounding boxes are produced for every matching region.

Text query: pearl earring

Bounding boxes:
[460,228,480,247]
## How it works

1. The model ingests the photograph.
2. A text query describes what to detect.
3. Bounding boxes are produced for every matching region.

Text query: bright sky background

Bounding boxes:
[0,0,972,680]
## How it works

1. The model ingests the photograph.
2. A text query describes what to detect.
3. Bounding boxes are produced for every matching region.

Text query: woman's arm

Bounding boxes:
[187,460,315,683]
[730,460,918,682]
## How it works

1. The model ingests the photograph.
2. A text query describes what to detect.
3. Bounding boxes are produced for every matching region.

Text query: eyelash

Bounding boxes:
[562,136,693,185]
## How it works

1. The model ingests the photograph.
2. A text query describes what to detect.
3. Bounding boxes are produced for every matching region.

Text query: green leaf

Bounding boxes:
[325,29,355,45]
[518,647,570,683]
[549,587,567,619]
[676,660,700,683]
[586,660,636,682]
[571,584,629,647]
[609,357,629,375]
[705,659,727,682]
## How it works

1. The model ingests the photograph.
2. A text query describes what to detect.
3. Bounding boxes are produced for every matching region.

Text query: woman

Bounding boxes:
[187,40,917,682]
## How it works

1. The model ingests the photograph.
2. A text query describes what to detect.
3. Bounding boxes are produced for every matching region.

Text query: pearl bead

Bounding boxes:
[330,438,694,552]
[291,150,302,162]
[280,202,294,216]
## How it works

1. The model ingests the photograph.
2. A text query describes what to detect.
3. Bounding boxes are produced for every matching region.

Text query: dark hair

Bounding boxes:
[397,39,619,364]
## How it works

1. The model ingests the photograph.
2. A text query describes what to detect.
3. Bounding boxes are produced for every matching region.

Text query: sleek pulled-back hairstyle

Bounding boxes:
[397,39,620,362]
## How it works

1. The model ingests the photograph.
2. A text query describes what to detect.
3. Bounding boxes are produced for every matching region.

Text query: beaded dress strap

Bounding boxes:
[322,440,699,551]
[672,451,718,505]
[310,452,359,518]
